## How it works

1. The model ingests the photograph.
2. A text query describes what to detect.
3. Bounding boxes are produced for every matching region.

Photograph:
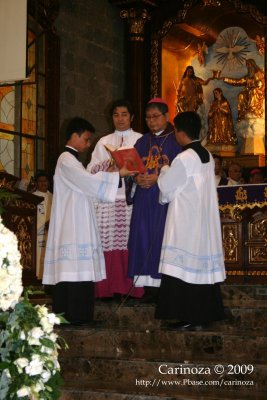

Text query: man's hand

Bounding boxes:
[135,173,157,189]
[107,164,119,172]
[119,164,138,177]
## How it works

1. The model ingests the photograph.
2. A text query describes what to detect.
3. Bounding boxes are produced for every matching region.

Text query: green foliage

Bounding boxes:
[0,295,68,399]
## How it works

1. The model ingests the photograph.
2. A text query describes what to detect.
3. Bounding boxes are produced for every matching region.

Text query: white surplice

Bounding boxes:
[87,129,141,200]
[87,129,142,251]
[42,151,120,285]
[158,148,226,285]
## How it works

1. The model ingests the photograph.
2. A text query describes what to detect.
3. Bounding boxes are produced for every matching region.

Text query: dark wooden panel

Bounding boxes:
[0,172,43,285]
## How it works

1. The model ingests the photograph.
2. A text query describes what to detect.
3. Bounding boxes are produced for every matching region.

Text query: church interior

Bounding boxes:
[0,0,267,399]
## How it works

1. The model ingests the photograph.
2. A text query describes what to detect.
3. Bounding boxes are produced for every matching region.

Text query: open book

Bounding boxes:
[104,144,146,174]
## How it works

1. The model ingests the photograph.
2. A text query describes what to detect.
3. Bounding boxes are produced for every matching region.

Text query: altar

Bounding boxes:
[108,0,267,282]
[218,183,267,282]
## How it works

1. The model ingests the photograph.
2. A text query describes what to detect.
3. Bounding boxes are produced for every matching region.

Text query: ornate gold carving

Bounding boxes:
[222,224,238,262]
[151,39,159,98]
[246,213,267,264]
[15,199,36,210]
[10,215,33,271]
[227,270,267,276]
[252,218,267,238]
[228,0,267,25]
[120,8,151,41]
[3,198,36,210]
[220,207,243,222]
[249,246,267,263]
[202,0,221,6]
[219,202,266,218]
[150,0,193,96]
[0,177,17,191]
[235,187,248,203]
[264,186,267,199]
[0,181,15,191]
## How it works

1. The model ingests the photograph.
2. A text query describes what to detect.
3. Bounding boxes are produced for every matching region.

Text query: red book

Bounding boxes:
[104,144,146,174]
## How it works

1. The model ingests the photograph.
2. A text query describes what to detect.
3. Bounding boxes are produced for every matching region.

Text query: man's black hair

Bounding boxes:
[145,102,168,114]
[35,171,49,181]
[65,117,95,141]
[110,99,134,116]
[174,111,201,140]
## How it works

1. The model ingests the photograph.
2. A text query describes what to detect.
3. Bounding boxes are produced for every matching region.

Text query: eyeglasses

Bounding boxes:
[145,113,164,121]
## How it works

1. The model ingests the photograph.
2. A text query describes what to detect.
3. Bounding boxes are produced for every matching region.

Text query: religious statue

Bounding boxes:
[176,66,212,114]
[255,35,265,56]
[196,42,208,66]
[221,59,265,121]
[207,88,237,145]
[218,58,265,155]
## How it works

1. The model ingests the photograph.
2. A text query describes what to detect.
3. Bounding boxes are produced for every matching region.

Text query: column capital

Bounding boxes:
[120,8,151,41]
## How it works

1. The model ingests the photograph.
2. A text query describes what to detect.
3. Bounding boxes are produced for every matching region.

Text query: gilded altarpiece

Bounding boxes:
[150,0,267,159]
[218,184,267,282]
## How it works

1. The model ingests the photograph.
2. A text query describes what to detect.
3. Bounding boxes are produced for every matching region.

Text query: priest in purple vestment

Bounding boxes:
[127,98,182,302]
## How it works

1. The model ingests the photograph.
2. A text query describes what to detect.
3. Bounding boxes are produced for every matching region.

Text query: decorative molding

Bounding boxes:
[222,224,239,262]
[151,38,159,97]
[219,202,267,216]
[120,8,151,41]
[246,212,267,264]
[235,187,248,203]
[227,270,267,276]
[228,0,267,25]
[111,0,157,5]
[150,0,195,97]
[202,0,221,6]
[10,215,33,271]
[220,207,243,222]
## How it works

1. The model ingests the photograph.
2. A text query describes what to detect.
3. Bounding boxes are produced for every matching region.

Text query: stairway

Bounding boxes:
[58,284,267,400]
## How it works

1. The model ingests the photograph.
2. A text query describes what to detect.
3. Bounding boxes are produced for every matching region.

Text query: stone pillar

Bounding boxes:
[120,7,151,132]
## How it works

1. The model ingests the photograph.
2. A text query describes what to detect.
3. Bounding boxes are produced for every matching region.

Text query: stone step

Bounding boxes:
[58,325,267,364]
[30,284,267,309]
[60,391,176,400]
[221,284,267,309]
[60,388,267,400]
[93,301,267,332]
[57,284,267,399]
[60,358,267,396]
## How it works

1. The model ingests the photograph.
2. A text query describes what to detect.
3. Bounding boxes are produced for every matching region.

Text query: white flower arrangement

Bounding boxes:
[0,216,67,399]
[0,217,23,311]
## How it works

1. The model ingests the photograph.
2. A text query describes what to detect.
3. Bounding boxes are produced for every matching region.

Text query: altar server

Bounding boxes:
[155,111,226,330]
[43,117,134,325]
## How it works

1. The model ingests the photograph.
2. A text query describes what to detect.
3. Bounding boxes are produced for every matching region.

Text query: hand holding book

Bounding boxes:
[104,144,146,174]
[106,150,139,176]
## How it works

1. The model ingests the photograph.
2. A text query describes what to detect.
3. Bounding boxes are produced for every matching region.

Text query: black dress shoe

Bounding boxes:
[164,321,208,331]
[140,287,159,303]
[163,321,191,330]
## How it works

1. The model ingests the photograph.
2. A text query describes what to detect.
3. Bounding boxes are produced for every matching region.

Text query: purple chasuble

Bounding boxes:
[128,123,182,280]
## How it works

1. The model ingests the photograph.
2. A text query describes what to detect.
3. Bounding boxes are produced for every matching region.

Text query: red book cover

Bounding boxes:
[105,144,146,174]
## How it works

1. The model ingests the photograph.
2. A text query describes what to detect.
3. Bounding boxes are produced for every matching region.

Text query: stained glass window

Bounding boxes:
[0,14,47,187]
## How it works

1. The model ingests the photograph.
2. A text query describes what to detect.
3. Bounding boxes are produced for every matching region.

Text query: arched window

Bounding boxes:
[0,0,59,186]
